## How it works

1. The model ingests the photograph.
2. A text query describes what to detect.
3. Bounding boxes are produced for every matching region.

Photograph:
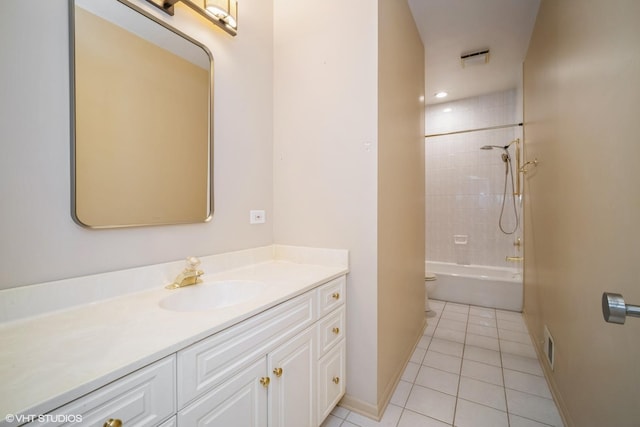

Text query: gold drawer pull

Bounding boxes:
[273,367,283,377]
[260,376,271,387]
[331,292,340,300]
[332,327,340,334]
[332,376,340,384]
[104,419,122,427]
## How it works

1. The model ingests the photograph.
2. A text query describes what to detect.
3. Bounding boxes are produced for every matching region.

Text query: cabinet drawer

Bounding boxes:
[317,276,345,317]
[317,340,346,425]
[30,356,175,427]
[178,292,315,408]
[317,306,345,357]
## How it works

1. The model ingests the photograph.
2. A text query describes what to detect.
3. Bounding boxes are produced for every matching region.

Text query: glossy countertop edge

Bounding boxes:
[0,260,348,421]
[1,244,349,324]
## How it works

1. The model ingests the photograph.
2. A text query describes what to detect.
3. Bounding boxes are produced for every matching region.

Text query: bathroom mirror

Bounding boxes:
[70,0,213,228]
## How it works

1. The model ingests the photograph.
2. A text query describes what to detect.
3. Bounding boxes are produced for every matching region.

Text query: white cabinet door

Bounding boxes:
[317,340,345,424]
[178,358,268,427]
[267,328,316,427]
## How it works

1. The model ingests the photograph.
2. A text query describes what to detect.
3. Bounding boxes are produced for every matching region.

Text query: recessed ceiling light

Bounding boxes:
[443,108,452,113]
[435,91,448,99]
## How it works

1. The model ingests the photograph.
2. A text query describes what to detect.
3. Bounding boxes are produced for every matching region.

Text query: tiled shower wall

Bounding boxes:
[425,89,523,268]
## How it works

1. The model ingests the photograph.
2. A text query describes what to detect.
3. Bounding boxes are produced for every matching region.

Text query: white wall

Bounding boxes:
[0,0,274,289]
[425,90,523,267]
[2,0,425,416]
[273,0,380,410]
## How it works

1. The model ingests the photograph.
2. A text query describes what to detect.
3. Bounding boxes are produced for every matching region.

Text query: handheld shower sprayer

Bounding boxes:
[480,139,521,235]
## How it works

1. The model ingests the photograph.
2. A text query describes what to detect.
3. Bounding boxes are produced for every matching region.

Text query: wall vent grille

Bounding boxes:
[543,325,555,370]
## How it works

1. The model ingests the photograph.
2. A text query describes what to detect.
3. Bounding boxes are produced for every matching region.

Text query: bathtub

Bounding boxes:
[425,261,523,312]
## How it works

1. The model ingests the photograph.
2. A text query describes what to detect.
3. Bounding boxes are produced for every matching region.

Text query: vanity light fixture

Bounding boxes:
[205,0,237,29]
[145,0,238,36]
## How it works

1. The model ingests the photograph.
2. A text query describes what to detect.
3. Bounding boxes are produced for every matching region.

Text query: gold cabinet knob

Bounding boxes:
[331,292,340,300]
[332,327,340,334]
[273,367,283,377]
[332,376,340,384]
[104,419,122,427]
[259,376,271,387]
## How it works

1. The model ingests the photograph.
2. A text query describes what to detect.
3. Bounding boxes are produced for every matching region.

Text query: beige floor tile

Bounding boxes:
[504,369,552,398]
[429,338,464,358]
[401,361,421,382]
[465,333,500,351]
[397,409,452,427]
[346,404,403,427]
[468,315,497,327]
[458,377,507,411]
[415,365,460,396]
[405,385,456,424]
[390,380,413,406]
[502,353,544,376]
[463,345,501,367]
[467,323,499,338]
[454,398,508,427]
[440,310,468,323]
[506,389,563,426]
[461,359,503,386]
[423,350,462,374]
[469,306,496,319]
[434,327,466,343]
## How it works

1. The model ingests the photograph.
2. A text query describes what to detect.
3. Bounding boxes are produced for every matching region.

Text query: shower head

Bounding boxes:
[481,139,519,151]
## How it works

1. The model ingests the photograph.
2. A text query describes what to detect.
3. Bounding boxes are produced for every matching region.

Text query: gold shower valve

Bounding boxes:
[520,159,539,173]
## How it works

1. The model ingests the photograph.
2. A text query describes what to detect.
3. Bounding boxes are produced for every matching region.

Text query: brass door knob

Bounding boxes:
[331,292,340,300]
[104,419,122,427]
[332,327,340,334]
[260,377,271,387]
[332,376,340,384]
[273,367,283,377]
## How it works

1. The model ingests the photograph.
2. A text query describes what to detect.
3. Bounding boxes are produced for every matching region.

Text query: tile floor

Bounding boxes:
[322,300,564,427]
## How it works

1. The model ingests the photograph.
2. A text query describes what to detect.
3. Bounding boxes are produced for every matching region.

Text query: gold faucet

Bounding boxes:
[166,256,204,289]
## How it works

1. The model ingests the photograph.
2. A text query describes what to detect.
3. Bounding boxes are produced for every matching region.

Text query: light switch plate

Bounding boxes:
[250,210,266,224]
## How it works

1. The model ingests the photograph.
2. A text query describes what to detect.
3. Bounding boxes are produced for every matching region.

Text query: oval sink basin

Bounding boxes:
[159,280,266,312]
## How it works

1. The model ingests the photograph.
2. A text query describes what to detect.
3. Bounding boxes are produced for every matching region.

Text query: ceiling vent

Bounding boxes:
[460,49,490,68]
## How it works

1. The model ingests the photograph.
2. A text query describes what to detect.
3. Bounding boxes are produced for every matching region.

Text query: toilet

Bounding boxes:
[425,271,437,317]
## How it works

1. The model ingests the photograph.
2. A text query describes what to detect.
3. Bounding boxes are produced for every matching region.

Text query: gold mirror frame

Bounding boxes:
[70,0,214,228]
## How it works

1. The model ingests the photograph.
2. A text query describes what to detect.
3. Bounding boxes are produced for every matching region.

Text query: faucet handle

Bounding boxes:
[185,256,201,270]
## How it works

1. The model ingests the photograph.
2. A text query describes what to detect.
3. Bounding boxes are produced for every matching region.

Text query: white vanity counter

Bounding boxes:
[0,245,348,425]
